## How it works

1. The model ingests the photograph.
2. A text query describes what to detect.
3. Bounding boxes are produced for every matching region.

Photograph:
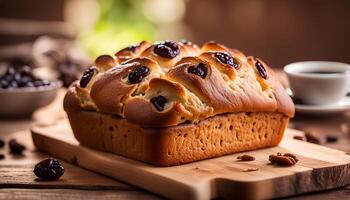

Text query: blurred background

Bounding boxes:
[0,0,349,86]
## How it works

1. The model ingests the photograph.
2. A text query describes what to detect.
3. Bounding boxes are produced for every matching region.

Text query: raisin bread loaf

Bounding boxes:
[64,40,294,166]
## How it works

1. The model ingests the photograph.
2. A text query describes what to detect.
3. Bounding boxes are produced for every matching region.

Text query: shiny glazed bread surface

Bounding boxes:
[64,40,294,128]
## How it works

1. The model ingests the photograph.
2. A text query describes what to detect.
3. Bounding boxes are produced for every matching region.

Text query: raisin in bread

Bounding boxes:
[64,40,294,166]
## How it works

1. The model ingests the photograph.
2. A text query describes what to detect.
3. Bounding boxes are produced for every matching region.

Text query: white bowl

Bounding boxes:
[0,81,62,117]
[284,61,350,105]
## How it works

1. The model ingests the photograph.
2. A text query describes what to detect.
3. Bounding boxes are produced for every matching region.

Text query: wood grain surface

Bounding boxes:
[31,120,350,200]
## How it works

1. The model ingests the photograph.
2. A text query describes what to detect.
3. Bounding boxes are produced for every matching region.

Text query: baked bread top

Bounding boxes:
[64,40,294,128]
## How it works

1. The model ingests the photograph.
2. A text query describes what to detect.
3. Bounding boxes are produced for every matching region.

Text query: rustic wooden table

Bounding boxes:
[1,76,350,200]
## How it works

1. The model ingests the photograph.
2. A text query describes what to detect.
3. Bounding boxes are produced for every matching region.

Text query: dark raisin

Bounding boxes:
[41,80,51,86]
[128,66,150,84]
[0,66,51,89]
[34,158,64,180]
[19,66,33,76]
[2,75,13,82]
[153,41,180,58]
[0,139,4,148]
[79,67,97,88]
[19,76,33,86]
[0,154,4,160]
[14,73,22,82]
[6,67,16,75]
[150,96,167,111]
[33,81,44,87]
[0,80,9,89]
[9,80,18,88]
[9,139,26,155]
[293,135,305,141]
[188,63,208,79]
[255,60,267,79]
[326,135,338,143]
[214,52,240,68]
[304,132,320,144]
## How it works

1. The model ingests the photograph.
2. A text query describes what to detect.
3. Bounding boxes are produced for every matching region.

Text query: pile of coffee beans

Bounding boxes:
[0,66,51,89]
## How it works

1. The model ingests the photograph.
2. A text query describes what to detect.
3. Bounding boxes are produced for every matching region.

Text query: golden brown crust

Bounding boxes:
[66,40,294,128]
[95,55,116,71]
[63,82,82,111]
[66,110,288,166]
[115,41,151,63]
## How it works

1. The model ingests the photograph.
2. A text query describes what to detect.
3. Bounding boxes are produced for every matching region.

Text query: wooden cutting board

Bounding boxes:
[31,120,350,200]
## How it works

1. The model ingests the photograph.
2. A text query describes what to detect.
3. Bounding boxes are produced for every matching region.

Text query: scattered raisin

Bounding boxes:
[128,66,150,84]
[293,135,305,141]
[153,41,180,58]
[269,152,298,166]
[0,154,4,160]
[326,135,338,143]
[237,154,255,161]
[214,52,240,69]
[150,96,167,111]
[0,139,4,148]
[79,67,97,88]
[34,158,64,180]
[188,63,208,79]
[9,139,25,155]
[255,60,267,79]
[305,132,320,144]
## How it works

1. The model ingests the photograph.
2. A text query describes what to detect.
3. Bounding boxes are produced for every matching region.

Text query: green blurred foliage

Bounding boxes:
[79,0,155,58]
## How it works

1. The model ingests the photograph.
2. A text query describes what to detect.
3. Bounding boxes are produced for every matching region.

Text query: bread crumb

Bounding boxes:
[242,168,259,172]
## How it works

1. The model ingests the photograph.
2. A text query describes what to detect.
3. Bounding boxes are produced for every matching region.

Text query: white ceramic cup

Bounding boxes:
[284,61,350,105]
